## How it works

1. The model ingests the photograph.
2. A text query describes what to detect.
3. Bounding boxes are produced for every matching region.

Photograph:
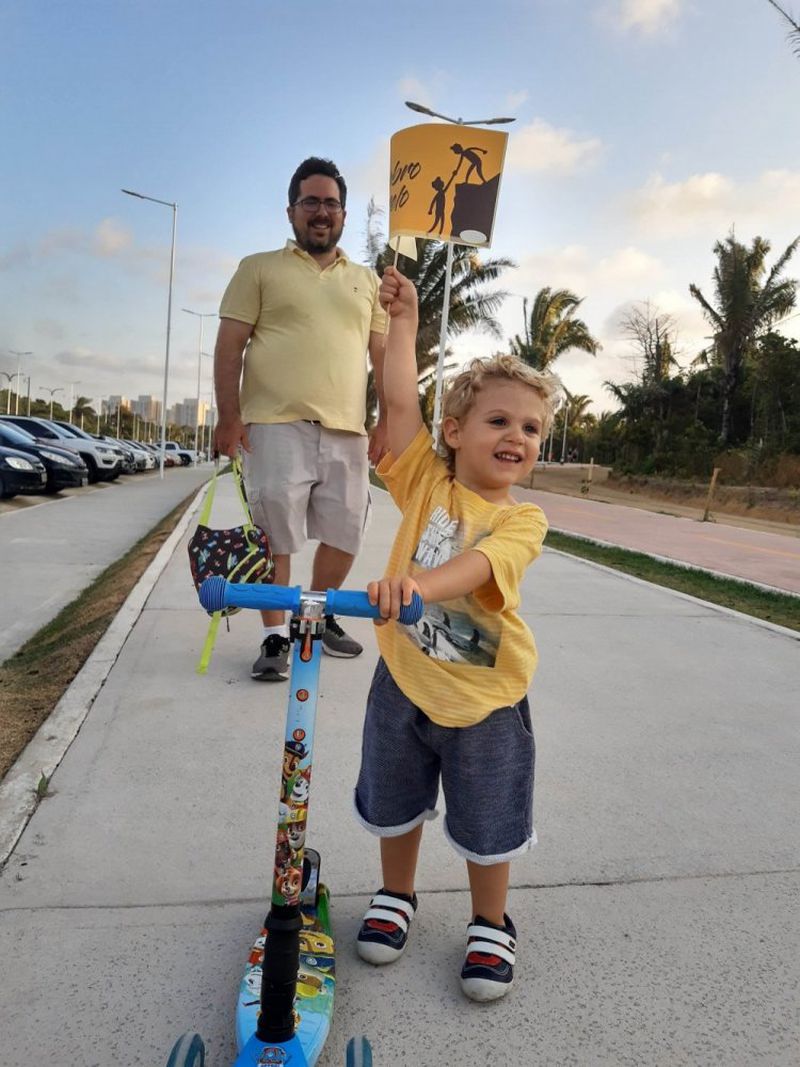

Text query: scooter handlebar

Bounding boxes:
[198,576,424,626]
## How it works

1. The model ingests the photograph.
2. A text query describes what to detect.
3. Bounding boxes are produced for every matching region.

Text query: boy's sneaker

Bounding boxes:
[460,914,517,1002]
[356,889,417,965]
[251,634,290,681]
[322,615,363,658]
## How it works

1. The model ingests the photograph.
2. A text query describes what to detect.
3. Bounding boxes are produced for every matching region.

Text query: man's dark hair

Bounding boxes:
[288,157,347,207]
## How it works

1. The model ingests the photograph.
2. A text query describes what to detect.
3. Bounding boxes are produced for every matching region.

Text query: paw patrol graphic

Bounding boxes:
[280,739,307,804]
[274,827,291,874]
[290,767,311,806]
[287,808,307,852]
[276,864,302,902]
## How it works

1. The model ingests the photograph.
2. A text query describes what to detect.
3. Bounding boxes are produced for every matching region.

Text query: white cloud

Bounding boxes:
[511,243,665,297]
[601,0,683,35]
[506,118,603,175]
[505,89,529,112]
[91,218,134,257]
[632,169,800,238]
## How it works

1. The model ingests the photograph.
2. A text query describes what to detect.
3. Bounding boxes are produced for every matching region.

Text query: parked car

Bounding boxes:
[160,440,199,466]
[0,444,47,499]
[122,440,156,471]
[0,415,121,482]
[0,421,89,492]
[141,442,178,467]
[51,421,137,476]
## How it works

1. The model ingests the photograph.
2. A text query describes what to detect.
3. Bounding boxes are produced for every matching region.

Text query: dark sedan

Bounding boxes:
[0,444,48,499]
[0,422,89,492]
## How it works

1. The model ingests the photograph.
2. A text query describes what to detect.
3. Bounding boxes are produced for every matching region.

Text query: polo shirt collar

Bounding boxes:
[285,239,348,265]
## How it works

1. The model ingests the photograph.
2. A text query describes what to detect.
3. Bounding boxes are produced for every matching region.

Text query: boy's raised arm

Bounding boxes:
[379,266,424,459]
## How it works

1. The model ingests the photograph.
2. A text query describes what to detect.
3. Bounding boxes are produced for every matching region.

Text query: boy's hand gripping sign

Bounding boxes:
[389,123,508,248]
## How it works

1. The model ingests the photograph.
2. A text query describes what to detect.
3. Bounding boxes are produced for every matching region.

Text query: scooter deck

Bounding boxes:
[234,883,335,1066]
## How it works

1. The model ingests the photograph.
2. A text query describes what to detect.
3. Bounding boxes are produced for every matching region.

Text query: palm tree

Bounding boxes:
[766,0,800,55]
[689,231,799,445]
[364,201,515,421]
[509,288,601,371]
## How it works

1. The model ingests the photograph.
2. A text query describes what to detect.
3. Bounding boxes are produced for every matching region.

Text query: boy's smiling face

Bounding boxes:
[443,380,546,503]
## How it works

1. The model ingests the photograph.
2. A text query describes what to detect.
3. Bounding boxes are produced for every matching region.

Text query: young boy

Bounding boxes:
[353,266,560,1002]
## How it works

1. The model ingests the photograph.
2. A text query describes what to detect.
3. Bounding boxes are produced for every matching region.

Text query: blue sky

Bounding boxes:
[3,0,800,415]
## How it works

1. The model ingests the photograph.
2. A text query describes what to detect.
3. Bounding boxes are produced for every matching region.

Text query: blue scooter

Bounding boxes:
[166,576,423,1067]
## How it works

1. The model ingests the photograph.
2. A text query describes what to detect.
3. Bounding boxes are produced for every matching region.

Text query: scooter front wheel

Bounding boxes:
[346,1035,373,1066]
[166,1031,206,1067]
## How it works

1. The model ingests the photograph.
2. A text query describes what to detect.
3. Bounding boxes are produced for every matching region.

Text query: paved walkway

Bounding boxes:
[0,474,797,1065]
[0,465,212,664]
[516,485,800,594]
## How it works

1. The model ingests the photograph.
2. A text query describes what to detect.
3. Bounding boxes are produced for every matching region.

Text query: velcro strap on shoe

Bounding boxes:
[370,894,416,922]
[364,906,410,933]
[466,924,516,965]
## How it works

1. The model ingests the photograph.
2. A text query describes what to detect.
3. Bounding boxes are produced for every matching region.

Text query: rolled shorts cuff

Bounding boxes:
[443,818,538,865]
[352,788,438,838]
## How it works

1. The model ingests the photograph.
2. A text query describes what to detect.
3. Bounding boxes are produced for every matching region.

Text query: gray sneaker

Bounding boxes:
[322,615,363,658]
[251,634,290,681]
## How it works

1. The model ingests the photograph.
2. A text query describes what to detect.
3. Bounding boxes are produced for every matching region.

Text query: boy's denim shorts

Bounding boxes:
[353,658,536,865]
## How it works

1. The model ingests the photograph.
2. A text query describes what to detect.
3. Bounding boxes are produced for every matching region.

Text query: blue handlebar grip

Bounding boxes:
[325,588,424,626]
[198,577,302,615]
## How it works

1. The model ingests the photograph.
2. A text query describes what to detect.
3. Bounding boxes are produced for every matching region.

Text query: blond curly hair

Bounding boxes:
[436,354,562,470]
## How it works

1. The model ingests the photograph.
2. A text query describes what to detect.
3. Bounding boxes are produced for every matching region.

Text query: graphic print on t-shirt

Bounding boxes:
[407,506,500,667]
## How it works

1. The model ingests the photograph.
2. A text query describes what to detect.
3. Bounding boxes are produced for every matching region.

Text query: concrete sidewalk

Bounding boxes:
[0,473,798,1066]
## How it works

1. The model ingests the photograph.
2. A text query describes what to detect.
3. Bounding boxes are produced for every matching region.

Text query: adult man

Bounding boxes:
[214,157,387,681]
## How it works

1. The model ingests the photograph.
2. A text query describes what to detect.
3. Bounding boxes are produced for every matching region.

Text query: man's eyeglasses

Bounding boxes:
[294,197,344,215]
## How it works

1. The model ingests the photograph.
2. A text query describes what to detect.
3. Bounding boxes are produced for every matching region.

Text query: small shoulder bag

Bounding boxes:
[188,457,274,673]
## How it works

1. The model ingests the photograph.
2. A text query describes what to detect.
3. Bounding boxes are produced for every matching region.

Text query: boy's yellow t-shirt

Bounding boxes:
[375,426,548,727]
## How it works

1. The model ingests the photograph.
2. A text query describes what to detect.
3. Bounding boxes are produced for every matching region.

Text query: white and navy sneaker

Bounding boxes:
[356,889,417,965]
[460,913,517,1002]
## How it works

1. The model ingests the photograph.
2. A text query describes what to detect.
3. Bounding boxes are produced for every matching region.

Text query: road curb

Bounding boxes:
[0,479,211,868]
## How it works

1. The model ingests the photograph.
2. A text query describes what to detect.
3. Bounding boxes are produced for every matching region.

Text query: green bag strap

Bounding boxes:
[196,611,222,675]
[196,455,255,530]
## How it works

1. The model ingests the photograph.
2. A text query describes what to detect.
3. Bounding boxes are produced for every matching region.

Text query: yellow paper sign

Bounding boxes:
[389,123,508,247]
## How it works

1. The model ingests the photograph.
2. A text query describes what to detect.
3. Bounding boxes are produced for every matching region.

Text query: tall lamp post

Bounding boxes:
[67,381,82,422]
[0,371,19,415]
[182,309,216,462]
[403,102,515,442]
[43,387,64,420]
[9,351,32,415]
[122,188,178,479]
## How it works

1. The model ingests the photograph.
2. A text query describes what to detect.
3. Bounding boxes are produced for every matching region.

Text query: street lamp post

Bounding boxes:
[0,371,18,415]
[24,376,31,416]
[122,188,178,479]
[68,381,82,422]
[9,351,32,415]
[43,387,64,420]
[182,309,216,462]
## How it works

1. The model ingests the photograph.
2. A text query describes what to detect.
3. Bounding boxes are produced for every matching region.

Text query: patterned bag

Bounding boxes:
[188,457,273,672]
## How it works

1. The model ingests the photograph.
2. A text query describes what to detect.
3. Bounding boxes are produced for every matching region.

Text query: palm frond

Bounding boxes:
[766,0,800,55]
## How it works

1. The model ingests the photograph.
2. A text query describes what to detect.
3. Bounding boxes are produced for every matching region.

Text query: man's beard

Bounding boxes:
[292,218,343,255]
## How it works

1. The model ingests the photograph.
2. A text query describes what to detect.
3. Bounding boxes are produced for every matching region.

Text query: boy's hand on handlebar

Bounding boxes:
[379,266,418,322]
[367,576,422,625]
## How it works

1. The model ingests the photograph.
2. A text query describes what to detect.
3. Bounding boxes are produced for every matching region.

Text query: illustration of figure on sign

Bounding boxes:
[450,142,488,184]
[427,172,457,235]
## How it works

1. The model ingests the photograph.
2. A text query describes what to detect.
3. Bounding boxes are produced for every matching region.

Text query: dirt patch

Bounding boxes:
[523,463,800,538]
[0,494,195,781]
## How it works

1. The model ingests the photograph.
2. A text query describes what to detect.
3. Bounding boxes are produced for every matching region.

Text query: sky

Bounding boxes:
[2,0,800,417]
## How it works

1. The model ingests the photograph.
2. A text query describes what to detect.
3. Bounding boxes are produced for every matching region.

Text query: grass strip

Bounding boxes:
[372,470,799,633]
[545,529,800,633]
[0,489,200,780]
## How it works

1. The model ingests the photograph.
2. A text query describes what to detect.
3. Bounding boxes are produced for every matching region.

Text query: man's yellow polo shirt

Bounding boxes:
[219,240,386,434]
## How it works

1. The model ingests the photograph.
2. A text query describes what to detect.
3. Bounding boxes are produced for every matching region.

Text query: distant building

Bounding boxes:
[130,395,162,422]
[169,397,209,428]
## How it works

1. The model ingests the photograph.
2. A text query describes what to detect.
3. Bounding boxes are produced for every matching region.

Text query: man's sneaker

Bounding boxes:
[460,914,517,1002]
[356,889,417,965]
[251,634,290,681]
[322,615,363,658]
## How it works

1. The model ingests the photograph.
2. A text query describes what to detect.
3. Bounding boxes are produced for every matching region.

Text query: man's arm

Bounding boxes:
[213,317,254,457]
[367,329,388,466]
[379,267,423,459]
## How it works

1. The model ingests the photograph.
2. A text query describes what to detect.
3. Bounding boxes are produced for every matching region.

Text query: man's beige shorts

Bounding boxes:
[242,421,370,556]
